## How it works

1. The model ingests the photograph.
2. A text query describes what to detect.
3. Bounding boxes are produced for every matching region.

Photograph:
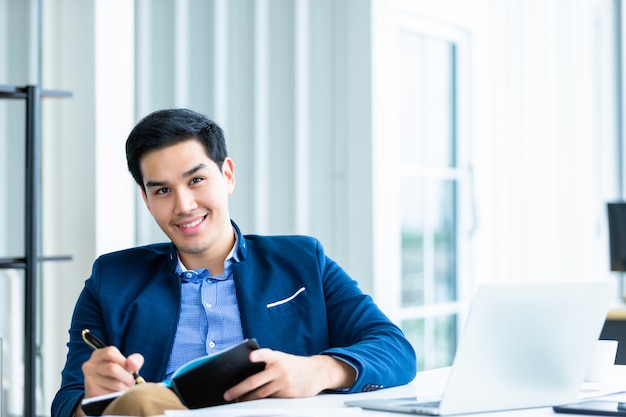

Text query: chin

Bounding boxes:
[176,242,209,256]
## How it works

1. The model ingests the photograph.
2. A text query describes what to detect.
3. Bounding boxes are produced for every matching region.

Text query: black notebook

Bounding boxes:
[81,338,264,415]
[554,401,626,416]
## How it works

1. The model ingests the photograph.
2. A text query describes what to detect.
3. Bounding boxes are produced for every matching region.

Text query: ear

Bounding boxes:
[222,157,236,194]
[140,187,153,215]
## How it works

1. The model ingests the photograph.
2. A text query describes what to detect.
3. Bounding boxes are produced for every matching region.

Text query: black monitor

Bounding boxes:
[608,202,626,272]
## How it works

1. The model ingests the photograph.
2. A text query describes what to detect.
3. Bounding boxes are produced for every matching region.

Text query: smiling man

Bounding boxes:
[51,108,417,417]
[140,140,235,273]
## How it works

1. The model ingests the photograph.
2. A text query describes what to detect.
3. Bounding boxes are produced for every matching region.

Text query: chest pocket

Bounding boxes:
[266,286,307,312]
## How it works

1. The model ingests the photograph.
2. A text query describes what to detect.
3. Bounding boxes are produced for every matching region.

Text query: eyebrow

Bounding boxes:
[144,163,207,189]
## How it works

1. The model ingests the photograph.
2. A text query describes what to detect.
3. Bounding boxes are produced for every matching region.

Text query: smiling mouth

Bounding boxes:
[177,215,206,229]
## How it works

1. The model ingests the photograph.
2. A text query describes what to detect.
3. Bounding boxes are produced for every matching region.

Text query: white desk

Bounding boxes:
[163,366,626,416]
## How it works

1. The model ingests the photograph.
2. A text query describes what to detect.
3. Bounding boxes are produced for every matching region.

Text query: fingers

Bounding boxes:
[223,349,329,403]
[126,353,145,375]
[223,349,278,402]
[82,347,142,398]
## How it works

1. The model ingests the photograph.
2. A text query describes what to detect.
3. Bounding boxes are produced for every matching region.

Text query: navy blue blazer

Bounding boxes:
[51,222,416,417]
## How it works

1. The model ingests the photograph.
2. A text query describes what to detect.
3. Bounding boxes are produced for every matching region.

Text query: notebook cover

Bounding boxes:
[169,338,265,409]
[81,338,265,415]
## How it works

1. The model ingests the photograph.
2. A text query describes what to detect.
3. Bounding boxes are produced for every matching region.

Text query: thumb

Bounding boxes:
[126,353,145,373]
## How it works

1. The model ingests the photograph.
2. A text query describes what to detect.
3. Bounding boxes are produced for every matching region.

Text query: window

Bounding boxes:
[373,12,472,371]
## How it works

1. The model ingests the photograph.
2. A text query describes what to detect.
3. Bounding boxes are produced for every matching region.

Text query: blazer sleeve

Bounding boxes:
[236,235,417,393]
[50,269,104,417]
[316,241,417,392]
[51,246,179,417]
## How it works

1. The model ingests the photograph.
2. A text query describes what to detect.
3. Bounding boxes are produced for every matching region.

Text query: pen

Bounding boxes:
[81,329,146,384]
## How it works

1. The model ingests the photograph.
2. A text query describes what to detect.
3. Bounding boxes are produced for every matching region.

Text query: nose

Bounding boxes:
[174,188,198,214]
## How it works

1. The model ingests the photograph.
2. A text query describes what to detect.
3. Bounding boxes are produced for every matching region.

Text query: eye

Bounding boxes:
[155,187,170,195]
[190,177,203,185]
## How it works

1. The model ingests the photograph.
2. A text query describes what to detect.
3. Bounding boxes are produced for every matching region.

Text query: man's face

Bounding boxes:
[140,139,235,263]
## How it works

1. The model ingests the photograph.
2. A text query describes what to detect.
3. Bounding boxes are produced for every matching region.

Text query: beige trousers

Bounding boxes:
[102,383,188,416]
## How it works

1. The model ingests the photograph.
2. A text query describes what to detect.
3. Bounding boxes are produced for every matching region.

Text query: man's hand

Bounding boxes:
[74,347,144,417]
[223,349,356,402]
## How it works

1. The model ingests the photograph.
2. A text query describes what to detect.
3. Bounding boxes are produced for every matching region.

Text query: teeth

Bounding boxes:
[180,218,203,228]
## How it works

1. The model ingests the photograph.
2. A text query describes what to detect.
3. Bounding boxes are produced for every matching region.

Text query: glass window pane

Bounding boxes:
[402,314,457,371]
[401,178,457,306]
[433,181,457,303]
[401,178,424,306]
[433,314,457,368]
[397,30,455,168]
[402,317,425,370]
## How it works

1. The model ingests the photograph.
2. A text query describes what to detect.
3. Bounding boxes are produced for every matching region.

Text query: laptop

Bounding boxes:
[345,281,616,415]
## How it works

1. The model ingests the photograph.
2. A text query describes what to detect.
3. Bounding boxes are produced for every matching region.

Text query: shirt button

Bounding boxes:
[205,303,212,308]
[208,341,216,348]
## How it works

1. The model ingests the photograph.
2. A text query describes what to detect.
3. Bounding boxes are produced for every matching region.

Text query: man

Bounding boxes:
[51,109,416,417]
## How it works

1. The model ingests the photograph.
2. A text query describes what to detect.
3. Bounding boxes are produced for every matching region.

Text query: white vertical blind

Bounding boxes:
[132,0,372,269]
[474,0,619,286]
[93,0,136,256]
[295,0,311,234]
[174,0,191,105]
[253,0,270,234]
[214,0,228,124]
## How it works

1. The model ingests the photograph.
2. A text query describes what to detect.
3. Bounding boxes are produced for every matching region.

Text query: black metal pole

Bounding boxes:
[24,85,40,417]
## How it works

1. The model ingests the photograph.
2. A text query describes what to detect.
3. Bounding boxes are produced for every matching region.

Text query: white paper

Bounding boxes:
[164,406,362,417]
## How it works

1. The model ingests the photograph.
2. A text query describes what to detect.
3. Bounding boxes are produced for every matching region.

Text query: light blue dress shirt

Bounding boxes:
[165,237,243,378]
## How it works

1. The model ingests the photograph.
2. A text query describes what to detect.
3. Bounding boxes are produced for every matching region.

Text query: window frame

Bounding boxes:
[372,8,474,370]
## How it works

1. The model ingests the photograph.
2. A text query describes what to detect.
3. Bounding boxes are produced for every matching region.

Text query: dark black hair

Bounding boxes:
[126,108,228,189]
